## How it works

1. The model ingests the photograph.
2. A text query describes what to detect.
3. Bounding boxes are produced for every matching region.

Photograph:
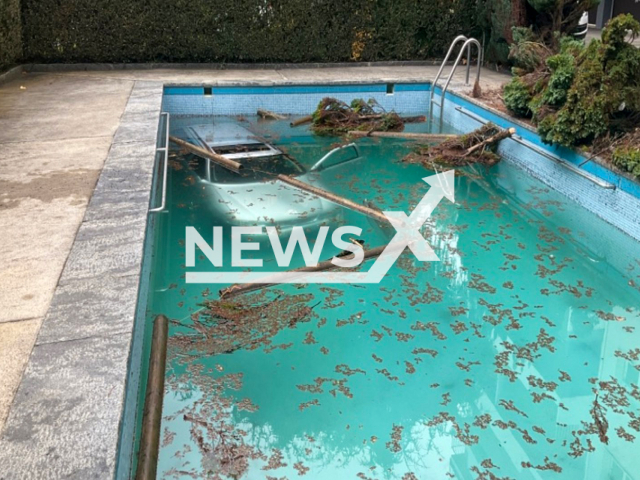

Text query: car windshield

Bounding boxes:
[210,154,305,184]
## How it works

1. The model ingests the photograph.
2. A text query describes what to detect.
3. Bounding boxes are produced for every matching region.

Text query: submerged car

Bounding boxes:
[179,123,361,235]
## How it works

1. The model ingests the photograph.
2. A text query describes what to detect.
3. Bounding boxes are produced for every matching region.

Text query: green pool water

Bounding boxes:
[140,117,640,480]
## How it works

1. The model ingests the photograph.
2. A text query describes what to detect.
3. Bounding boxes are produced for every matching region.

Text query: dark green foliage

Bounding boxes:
[483,0,600,64]
[540,38,583,107]
[505,15,640,148]
[540,15,640,146]
[17,0,481,64]
[0,0,22,69]
[503,77,532,117]
[509,27,547,73]
[482,0,529,64]
[612,146,640,177]
[527,0,600,48]
[527,0,556,10]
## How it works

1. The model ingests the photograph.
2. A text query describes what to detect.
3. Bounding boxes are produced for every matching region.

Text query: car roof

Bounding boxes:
[185,123,283,159]
[187,123,264,148]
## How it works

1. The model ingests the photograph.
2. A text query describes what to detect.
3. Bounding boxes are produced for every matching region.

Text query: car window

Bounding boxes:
[211,154,305,184]
[313,145,361,171]
[190,156,209,179]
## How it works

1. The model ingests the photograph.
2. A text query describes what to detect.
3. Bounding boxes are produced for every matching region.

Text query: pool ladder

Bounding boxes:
[429,35,482,130]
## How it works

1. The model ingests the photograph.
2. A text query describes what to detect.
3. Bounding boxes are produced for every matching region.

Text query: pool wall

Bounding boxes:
[162,83,431,116]
[163,83,640,245]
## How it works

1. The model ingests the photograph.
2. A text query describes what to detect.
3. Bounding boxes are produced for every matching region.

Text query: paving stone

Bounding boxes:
[0,333,131,480]
[36,274,140,345]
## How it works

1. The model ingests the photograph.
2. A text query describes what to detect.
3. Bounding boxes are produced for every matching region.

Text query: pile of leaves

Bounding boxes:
[168,292,317,358]
[310,97,405,136]
[403,123,504,168]
[502,14,640,176]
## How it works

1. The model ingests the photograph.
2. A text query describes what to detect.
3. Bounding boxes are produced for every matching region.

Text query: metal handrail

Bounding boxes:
[310,142,361,171]
[429,36,482,129]
[150,112,170,213]
[510,135,616,190]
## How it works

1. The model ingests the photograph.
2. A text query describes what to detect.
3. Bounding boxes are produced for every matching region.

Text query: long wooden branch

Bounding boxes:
[290,115,313,127]
[348,131,457,142]
[169,135,244,173]
[219,245,386,299]
[257,109,286,120]
[275,174,396,226]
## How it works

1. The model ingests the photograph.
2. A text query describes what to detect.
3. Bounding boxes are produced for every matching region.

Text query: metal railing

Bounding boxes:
[150,112,170,213]
[429,35,482,130]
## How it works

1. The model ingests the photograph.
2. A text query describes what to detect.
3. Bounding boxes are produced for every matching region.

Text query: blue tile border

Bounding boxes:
[163,83,406,96]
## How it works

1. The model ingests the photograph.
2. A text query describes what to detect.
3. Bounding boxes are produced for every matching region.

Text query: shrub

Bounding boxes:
[504,77,533,117]
[612,146,640,177]
[18,0,483,64]
[0,0,22,69]
[504,14,640,147]
[541,15,640,146]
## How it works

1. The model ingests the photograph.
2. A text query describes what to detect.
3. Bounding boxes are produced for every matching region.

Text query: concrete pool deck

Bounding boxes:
[0,64,508,478]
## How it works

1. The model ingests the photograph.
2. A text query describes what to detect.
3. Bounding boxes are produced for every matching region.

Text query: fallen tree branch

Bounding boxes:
[169,135,243,174]
[309,98,423,136]
[257,109,286,120]
[275,173,395,226]
[219,245,386,299]
[463,127,516,157]
[290,115,313,127]
[403,123,515,168]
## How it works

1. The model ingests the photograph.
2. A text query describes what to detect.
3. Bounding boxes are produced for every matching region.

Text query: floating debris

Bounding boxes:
[591,394,609,444]
[168,292,316,357]
[403,123,515,168]
[309,97,424,136]
[257,109,286,120]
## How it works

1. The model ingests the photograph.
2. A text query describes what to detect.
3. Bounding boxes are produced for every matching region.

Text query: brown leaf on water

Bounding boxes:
[591,394,609,445]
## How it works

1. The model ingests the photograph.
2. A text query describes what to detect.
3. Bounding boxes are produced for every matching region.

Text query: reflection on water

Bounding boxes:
[143,116,640,480]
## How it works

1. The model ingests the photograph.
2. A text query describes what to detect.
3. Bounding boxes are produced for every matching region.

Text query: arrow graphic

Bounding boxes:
[185,170,455,284]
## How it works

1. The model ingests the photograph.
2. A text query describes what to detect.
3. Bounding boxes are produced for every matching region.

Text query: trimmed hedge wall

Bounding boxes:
[0,0,22,69]
[20,0,483,63]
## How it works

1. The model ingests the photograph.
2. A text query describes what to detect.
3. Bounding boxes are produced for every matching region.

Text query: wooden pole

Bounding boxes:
[257,109,286,120]
[169,135,244,174]
[348,131,458,142]
[220,245,386,299]
[400,115,427,123]
[135,315,169,480]
[290,115,313,127]
[275,174,397,226]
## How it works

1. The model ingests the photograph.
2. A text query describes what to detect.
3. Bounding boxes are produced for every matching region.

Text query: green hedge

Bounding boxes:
[0,0,22,69]
[20,0,482,63]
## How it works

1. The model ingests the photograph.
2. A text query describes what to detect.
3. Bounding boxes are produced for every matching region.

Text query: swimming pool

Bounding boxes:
[118,84,640,479]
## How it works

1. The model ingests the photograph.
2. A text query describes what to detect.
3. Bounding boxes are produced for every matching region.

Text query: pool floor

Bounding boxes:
[140,117,640,479]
